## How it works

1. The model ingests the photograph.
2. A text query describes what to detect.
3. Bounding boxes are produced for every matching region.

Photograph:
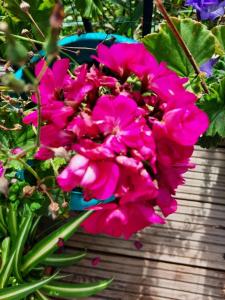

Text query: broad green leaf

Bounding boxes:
[42,278,113,298]
[0,237,10,274]
[21,211,92,275]
[6,203,18,243]
[143,18,216,77]
[0,222,7,236]
[13,212,34,282]
[199,78,225,137]
[75,0,103,18]
[0,249,16,288]
[212,25,225,53]
[42,251,87,267]
[0,273,57,300]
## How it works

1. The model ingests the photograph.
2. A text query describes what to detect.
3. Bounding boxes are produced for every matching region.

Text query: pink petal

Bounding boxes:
[52,58,70,89]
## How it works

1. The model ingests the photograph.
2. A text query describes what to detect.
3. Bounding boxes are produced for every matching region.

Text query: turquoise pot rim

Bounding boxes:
[15,32,137,80]
[70,189,115,211]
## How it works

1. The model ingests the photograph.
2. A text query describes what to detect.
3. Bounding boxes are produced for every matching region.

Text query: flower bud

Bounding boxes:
[52,147,70,160]
[23,185,35,197]
[21,29,29,35]
[49,202,60,219]
[0,22,8,33]
[0,176,9,197]
[20,1,30,13]
[62,201,68,208]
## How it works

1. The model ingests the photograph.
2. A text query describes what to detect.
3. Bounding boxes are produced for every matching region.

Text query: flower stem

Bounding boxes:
[155,0,209,94]
[26,11,45,40]
[36,88,42,148]
[16,158,40,182]
[0,31,44,45]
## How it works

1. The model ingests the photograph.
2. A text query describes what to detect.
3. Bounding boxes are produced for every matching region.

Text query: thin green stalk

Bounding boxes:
[15,158,40,182]
[25,12,45,40]
[36,89,41,148]
[155,0,209,94]
[0,31,44,45]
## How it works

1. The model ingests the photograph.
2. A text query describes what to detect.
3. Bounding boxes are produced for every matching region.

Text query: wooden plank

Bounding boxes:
[177,185,225,200]
[191,156,225,168]
[66,235,225,270]
[140,225,225,246]
[184,178,225,191]
[175,191,225,205]
[62,252,225,299]
[185,171,225,184]
[188,165,225,176]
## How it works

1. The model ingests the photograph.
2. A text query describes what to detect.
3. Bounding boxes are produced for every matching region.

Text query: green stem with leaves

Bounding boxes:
[155,0,209,94]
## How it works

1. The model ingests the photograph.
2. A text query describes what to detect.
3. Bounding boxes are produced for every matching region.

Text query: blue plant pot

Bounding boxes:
[16,32,136,211]
[70,190,115,211]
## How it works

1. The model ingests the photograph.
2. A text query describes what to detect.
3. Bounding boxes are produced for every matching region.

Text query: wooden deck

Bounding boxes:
[64,146,225,300]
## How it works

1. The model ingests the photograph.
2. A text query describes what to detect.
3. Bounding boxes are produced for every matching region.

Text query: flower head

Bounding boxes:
[24,44,209,238]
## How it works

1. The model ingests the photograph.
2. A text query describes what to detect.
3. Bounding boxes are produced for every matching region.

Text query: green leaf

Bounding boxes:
[143,17,216,77]
[0,249,16,288]
[199,78,225,137]
[35,290,51,300]
[0,273,57,300]
[6,39,28,65]
[42,278,113,298]
[0,237,11,274]
[75,0,103,18]
[212,25,225,53]
[21,211,92,275]
[13,212,34,282]
[42,252,87,267]
[6,203,18,243]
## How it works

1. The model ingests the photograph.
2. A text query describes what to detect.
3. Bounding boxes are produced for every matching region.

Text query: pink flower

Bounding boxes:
[115,166,158,205]
[0,161,4,177]
[82,202,164,239]
[67,112,99,138]
[33,58,70,105]
[34,147,54,160]
[40,124,73,148]
[23,42,210,239]
[93,43,158,79]
[11,147,23,155]
[64,64,94,104]
[93,95,144,153]
[23,102,74,129]
[88,65,117,88]
[163,106,209,146]
[57,154,120,200]
[72,139,114,160]
[149,63,197,110]
[153,122,194,165]
[156,188,177,217]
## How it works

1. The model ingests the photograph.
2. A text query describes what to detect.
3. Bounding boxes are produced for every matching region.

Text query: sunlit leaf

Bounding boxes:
[143,17,217,77]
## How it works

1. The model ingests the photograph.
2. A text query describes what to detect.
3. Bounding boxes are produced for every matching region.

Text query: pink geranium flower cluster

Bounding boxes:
[23,43,208,239]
